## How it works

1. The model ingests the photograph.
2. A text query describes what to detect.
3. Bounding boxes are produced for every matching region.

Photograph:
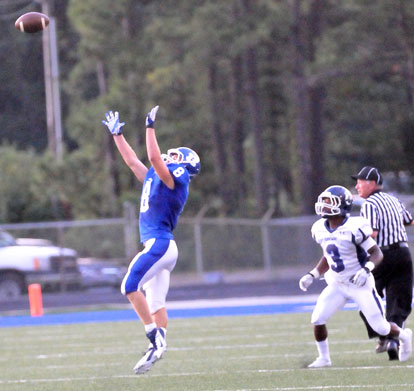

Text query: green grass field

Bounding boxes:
[0,310,413,391]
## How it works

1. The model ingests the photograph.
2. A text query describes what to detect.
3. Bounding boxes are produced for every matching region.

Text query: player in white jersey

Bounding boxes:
[299,185,412,368]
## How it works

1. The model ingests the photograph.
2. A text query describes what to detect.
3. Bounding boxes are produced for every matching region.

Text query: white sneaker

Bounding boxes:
[399,328,412,362]
[133,328,167,375]
[308,357,332,368]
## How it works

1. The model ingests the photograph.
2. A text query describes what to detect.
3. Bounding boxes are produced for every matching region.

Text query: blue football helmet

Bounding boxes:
[162,147,201,178]
[315,185,353,217]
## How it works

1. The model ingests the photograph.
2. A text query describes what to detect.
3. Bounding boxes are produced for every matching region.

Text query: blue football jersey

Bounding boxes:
[139,163,190,242]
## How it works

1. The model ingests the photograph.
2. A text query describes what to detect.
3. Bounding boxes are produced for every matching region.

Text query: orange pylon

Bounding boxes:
[28,284,43,317]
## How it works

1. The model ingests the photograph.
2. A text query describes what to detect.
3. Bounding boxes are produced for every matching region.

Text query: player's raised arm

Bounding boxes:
[102,111,148,183]
[145,106,175,190]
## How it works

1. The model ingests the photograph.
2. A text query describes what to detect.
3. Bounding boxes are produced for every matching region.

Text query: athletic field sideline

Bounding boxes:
[0,294,395,328]
[1,295,333,327]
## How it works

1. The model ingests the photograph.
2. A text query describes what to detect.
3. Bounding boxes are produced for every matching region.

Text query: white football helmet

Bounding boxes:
[315,185,353,217]
[162,147,201,177]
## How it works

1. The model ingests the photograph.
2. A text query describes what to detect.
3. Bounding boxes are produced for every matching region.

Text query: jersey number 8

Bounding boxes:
[140,178,152,213]
[173,166,186,177]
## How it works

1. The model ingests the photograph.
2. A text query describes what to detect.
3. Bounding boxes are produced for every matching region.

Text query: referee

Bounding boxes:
[352,166,414,360]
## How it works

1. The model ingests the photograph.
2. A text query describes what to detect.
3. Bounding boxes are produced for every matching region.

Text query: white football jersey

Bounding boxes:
[311,216,377,284]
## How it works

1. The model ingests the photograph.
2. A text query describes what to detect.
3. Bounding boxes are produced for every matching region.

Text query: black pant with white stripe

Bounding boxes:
[360,246,413,338]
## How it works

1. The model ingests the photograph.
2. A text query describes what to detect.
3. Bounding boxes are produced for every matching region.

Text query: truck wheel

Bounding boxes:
[0,273,25,302]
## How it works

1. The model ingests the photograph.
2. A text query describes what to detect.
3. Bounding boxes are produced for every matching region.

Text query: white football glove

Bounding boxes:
[352,267,370,288]
[102,111,125,135]
[299,273,314,292]
[145,105,159,128]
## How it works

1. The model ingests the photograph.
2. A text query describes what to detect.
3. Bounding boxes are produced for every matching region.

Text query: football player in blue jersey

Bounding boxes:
[102,106,200,374]
[299,185,412,368]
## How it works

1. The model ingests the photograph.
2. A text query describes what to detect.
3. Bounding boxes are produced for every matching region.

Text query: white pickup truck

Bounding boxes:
[0,230,82,301]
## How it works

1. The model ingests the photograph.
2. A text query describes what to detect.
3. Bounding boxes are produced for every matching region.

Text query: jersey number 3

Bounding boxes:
[326,244,345,273]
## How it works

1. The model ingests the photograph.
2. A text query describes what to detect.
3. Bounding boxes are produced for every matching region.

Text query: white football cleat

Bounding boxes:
[134,346,157,374]
[134,328,167,375]
[398,328,412,362]
[308,356,332,368]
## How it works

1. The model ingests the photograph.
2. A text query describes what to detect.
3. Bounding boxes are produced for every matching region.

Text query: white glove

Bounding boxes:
[102,111,125,135]
[145,105,159,128]
[299,273,314,292]
[352,267,370,288]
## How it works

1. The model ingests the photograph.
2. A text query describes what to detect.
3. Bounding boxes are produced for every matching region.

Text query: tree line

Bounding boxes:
[0,0,414,223]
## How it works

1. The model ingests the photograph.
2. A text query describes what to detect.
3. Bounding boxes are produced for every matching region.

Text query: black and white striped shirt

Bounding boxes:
[360,191,413,247]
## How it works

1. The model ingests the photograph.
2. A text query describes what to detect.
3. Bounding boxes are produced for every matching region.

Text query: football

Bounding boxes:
[15,12,49,33]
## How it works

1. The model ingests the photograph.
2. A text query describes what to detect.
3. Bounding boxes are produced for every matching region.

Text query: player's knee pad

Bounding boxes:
[311,310,328,326]
[145,285,167,314]
[143,269,171,314]
[311,318,327,326]
[368,315,391,336]
[148,295,166,314]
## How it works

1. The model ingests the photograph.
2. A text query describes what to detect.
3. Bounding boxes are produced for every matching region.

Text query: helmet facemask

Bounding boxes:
[315,185,353,217]
[315,193,342,217]
[161,149,182,164]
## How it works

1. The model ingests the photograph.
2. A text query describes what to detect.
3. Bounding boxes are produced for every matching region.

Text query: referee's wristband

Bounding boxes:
[364,261,375,273]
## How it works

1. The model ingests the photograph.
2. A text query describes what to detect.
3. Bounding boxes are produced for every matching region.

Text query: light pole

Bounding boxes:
[35,0,62,161]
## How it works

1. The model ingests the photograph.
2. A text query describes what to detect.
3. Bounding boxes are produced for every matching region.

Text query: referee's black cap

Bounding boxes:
[351,166,383,185]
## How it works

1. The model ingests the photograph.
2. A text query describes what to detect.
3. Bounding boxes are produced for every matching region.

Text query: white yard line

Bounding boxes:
[211,385,414,391]
[1,366,414,386]
[166,295,321,309]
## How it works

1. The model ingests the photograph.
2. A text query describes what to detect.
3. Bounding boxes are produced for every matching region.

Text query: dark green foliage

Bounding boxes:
[1,0,414,222]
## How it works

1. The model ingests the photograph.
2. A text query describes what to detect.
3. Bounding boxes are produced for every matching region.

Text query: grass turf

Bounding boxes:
[0,310,413,391]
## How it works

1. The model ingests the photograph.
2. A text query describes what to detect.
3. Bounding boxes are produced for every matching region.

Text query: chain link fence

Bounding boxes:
[2,202,414,279]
